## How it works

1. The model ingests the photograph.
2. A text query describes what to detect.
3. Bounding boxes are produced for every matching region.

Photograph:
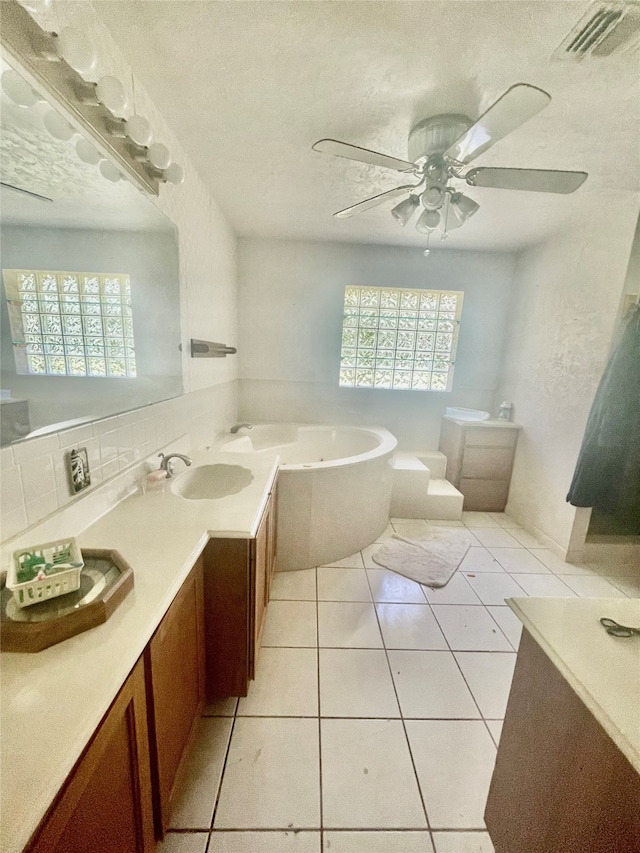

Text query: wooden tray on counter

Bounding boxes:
[0,549,134,653]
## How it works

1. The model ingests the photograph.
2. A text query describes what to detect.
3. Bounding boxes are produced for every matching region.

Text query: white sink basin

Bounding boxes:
[171,464,254,500]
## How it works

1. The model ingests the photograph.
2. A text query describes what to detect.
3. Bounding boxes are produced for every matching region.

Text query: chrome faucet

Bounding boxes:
[230,423,252,434]
[158,452,192,478]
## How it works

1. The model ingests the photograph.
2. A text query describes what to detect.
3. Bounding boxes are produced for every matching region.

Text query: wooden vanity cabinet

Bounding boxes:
[145,557,205,836]
[203,489,277,699]
[26,658,155,853]
[438,417,520,511]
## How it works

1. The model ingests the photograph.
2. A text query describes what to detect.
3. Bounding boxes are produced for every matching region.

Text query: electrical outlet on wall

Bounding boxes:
[68,448,91,494]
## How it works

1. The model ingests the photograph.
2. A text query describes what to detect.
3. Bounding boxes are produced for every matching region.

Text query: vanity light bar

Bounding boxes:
[2,0,185,194]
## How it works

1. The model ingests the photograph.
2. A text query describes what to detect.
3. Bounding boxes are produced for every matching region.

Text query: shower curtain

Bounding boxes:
[567,303,640,528]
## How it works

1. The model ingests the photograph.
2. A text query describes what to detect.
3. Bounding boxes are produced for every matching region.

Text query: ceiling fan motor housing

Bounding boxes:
[408,114,473,163]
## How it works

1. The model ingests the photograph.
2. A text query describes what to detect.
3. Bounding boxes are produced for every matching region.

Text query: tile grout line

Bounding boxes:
[208,693,239,834]
[315,564,324,852]
[363,558,434,843]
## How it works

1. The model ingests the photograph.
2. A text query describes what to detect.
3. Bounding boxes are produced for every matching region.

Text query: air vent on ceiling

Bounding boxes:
[552,1,640,61]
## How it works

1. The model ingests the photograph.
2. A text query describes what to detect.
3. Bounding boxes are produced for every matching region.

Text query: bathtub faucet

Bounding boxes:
[230,423,253,434]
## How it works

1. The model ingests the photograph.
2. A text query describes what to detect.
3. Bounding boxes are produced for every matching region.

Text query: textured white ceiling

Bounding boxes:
[94,1,640,250]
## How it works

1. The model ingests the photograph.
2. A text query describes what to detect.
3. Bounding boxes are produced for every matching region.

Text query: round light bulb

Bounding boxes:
[55,27,97,78]
[43,109,74,141]
[415,209,441,233]
[76,138,102,165]
[1,70,39,108]
[95,75,129,117]
[99,160,121,183]
[147,142,171,170]
[163,162,184,185]
[125,114,152,147]
[423,248,431,257]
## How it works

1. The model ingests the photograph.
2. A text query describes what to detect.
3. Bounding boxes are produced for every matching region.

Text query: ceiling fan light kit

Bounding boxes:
[313,82,589,242]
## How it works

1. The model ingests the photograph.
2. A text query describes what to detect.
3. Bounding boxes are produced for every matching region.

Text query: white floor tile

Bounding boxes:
[237,647,318,716]
[322,552,365,569]
[271,568,317,600]
[607,575,640,597]
[375,523,396,541]
[406,720,496,829]
[214,718,320,828]
[323,831,434,852]
[209,831,320,852]
[376,603,448,650]
[317,567,372,601]
[511,573,577,598]
[529,550,599,575]
[428,519,465,527]
[558,574,628,598]
[462,512,499,528]
[467,528,522,548]
[487,548,550,574]
[487,513,519,529]
[366,568,427,603]
[486,720,504,748]
[391,518,431,537]
[454,652,516,718]
[459,547,505,573]
[388,650,479,718]
[319,649,400,717]
[463,573,527,605]
[261,600,317,647]
[158,833,209,853]
[321,719,427,829]
[431,605,512,651]
[432,831,495,852]
[422,573,481,605]
[486,606,522,650]
[202,697,238,716]
[506,526,544,548]
[318,602,383,648]
[169,718,233,829]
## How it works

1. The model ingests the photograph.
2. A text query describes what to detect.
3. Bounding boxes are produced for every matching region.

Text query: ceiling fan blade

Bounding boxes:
[445,83,551,166]
[466,167,588,194]
[313,138,415,172]
[334,185,417,218]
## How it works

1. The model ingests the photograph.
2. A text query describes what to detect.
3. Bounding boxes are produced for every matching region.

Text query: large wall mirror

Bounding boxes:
[0,56,182,447]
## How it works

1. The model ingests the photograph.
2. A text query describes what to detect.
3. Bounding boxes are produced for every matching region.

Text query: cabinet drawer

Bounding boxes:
[459,478,510,511]
[464,427,518,448]
[461,446,514,480]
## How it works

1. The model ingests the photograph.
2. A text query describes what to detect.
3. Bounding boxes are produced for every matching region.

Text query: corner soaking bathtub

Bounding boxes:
[220,424,397,571]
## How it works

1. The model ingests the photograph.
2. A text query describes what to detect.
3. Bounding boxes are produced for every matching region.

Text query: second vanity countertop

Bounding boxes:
[0,447,279,853]
[508,596,640,774]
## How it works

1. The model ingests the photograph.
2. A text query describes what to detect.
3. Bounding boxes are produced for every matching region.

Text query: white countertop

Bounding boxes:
[508,596,640,773]
[0,449,279,853]
[443,415,522,428]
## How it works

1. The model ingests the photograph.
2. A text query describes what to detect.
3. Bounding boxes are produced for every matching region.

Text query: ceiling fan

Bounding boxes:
[312,83,588,240]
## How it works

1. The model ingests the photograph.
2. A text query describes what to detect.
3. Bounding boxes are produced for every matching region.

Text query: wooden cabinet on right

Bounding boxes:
[438,417,520,511]
[202,488,277,700]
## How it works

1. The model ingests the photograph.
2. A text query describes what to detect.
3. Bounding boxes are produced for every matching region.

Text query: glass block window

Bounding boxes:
[339,286,464,391]
[3,270,136,378]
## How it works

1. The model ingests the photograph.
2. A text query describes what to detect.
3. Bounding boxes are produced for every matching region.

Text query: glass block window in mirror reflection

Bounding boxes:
[339,286,463,391]
[2,270,136,378]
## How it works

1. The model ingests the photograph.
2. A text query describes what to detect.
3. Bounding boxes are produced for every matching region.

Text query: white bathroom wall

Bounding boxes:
[495,205,639,555]
[237,238,516,449]
[0,1,238,544]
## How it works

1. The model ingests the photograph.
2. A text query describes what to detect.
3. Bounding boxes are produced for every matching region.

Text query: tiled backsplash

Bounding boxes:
[0,381,238,544]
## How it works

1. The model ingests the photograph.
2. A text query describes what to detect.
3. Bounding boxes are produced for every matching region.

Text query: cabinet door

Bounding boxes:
[252,498,270,659]
[147,558,205,834]
[27,658,155,853]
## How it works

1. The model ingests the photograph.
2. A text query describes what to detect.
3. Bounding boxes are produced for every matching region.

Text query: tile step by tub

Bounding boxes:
[391,452,431,519]
[424,478,464,520]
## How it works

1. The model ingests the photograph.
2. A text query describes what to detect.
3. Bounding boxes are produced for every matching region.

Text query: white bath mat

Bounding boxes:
[372,529,472,587]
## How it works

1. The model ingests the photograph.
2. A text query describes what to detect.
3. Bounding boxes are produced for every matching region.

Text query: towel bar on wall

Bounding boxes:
[188,339,237,358]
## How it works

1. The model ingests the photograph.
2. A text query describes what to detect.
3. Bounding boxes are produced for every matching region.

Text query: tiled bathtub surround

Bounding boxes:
[156,511,638,853]
[0,381,237,544]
